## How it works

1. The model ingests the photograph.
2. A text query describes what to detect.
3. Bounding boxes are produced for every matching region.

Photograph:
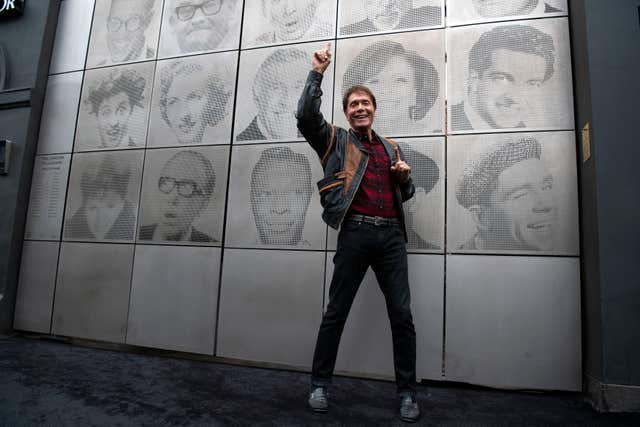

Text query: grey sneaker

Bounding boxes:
[399,395,420,423]
[308,386,328,412]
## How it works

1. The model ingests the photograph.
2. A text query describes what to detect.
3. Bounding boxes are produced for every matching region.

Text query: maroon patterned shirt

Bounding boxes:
[348,132,398,218]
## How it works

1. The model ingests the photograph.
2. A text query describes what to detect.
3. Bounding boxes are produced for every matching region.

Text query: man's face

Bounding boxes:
[345,90,376,133]
[96,92,133,148]
[107,0,150,63]
[472,0,537,17]
[265,0,317,41]
[483,158,557,250]
[470,49,547,129]
[255,59,306,139]
[364,56,414,134]
[169,0,231,53]
[165,72,209,144]
[365,0,408,31]
[156,155,210,239]
[251,161,311,245]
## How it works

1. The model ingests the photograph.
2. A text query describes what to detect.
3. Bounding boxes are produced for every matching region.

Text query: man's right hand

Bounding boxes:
[312,42,332,74]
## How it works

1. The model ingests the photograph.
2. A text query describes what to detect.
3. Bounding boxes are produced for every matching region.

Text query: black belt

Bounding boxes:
[346,214,400,226]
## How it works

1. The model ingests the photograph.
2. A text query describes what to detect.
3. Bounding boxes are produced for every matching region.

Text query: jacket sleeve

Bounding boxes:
[296,70,333,159]
[396,145,415,202]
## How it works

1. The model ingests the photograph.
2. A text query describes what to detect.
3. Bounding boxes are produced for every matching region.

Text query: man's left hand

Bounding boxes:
[390,146,411,183]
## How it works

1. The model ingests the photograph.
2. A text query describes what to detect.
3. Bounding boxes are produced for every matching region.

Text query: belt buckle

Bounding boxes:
[373,216,384,226]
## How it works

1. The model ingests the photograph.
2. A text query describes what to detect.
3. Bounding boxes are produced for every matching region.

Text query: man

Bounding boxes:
[340,0,441,35]
[398,143,440,250]
[86,68,146,148]
[471,0,561,17]
[249,147,313,246]
[342,40,440,135]
[237,48,307,141]
[297,43,420,422]
[159,60,232,145]
[253,0,331,45]
[139,150,216,243]
[64,153,136,241]
[104,0,157,64]
[166,0,240,54]
[451,24,555,131]
[455,136,558,251]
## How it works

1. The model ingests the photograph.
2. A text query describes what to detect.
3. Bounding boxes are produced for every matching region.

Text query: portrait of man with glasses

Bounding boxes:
[163,0,242,56]
[138,150,217,243]
[92,0,159,66]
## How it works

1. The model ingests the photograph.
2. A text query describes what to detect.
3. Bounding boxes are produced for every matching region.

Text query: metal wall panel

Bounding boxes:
[37,72,83,155]
[338,0,443,37]
[447,0,567,27]
[234,41,334,144]
[137,146,229,245]
[334,30,445,137]
[324,253,444,380]
[52,243,134,342]
[86,0,163,69]
[24,154,71,241]
[241,0,337,49]
[447,17,574,133]
[226,143,326,249]
[445,255,581,390]
[217,249,325,367]
[447,131,579,255]
[13,241,60,333]
[126,245,221,354]
[158,0,243,59]
[49,0,95,74]
[147,51,237,148]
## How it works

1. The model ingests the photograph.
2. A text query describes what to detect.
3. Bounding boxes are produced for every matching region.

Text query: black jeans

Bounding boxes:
[311,220,417,395]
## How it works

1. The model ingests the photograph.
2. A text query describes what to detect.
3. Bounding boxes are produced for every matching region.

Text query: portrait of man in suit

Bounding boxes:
[64,153,137,241]
[103,0,157,64]
[249,147,313,246]
[159,59,233,145]
[471,0,561,17]
[237,48,307,141]
[164,0,241,54]
[342,40,440,135]
[85,68,147,149]
[451,24,555,131]
[340,0,441,35]
[455,136,558,251]
[139,150,216,243]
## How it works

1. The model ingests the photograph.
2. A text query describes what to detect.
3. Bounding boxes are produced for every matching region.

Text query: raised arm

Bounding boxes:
[296,42,334,158]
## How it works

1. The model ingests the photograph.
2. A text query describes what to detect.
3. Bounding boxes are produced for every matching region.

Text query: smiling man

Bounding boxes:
[104,0,156,64]
[297,43,420,422]
[139,150,216,243]
[249,147,313,246]
[451,24,555,131]
[455,136,558,251]
[166,0,241,54]
[340,0,441,35]
[253,0,331,45]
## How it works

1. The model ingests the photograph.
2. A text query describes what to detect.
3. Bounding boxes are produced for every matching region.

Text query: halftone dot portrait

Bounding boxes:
[225,143,325,250]
[447,18,574,133]
[148,51,237,148]
[447,0,567,27]
[234,42,334,144]
[334,31,445,137]
[75,62,154,151]
[158,0,243,58]
[63,150,144,242]
[241,0,337,48]
[447,131,579,255]
[86,0,163,68]
[338,0,443,37]
[137,146,229,245]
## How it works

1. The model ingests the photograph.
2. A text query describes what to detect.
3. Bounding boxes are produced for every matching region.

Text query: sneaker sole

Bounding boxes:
[310,407,328,413]
[399,415,419,423]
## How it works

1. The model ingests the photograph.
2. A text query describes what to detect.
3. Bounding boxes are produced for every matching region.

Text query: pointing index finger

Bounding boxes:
[394,146,401,162]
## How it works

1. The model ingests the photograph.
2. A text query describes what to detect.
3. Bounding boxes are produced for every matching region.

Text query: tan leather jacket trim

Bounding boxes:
[344,134,362,195]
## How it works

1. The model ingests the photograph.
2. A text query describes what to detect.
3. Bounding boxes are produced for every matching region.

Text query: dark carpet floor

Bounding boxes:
[1,335,638,426]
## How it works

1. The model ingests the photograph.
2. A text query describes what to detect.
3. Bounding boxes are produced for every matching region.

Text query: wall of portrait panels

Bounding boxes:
[15,0,581,391]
